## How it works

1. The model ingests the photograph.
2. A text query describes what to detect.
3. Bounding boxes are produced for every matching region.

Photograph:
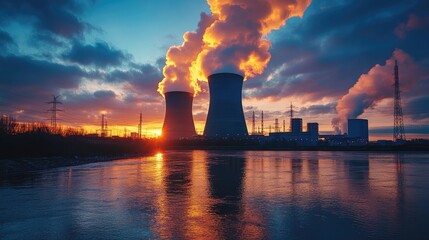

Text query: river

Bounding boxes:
[1,151,429,239]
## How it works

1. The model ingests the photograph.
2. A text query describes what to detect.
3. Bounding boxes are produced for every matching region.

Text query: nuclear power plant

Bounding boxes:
[159,73,376,146]
[203,73,248,137]
[162,91,196,139]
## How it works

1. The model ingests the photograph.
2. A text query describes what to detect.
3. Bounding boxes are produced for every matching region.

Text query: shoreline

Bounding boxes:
[0,154,153,177]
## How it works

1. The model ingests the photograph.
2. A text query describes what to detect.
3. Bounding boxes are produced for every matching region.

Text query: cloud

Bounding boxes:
[0,54,87,122]
[298,103,336,115]
[94,90,116,99]
[332,49,429,133]
[395,14,429,39]
[0,0,90,39]
[370,125,429,134]
[63,41,130,68]
[0,29,15,51]
[59,88,165,128]
[159,0,312,95]
[104,63,163,94]
[246,0,429,103]
[0,55,84,89]
[158,12,215,95]
[406,96,429,120]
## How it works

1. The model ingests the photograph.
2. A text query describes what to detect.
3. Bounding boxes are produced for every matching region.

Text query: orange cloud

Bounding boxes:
[158,0,312,96]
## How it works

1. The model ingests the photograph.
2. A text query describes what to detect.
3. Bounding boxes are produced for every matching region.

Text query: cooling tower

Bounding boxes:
[162,91,196,139]
[204,73,248,137]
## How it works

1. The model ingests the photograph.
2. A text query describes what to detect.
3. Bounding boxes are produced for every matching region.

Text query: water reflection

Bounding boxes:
[1,151,429,239]
[207,152,245,215]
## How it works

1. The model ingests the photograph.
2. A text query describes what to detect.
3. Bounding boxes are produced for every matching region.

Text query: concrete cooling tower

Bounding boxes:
[162,91,196,139]
[203,73,248,137]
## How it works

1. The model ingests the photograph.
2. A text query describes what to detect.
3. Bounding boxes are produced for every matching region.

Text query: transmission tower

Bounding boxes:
[101,114,107,137]
[393,60,406,141]
[274,118,279,132]
[47,95,62,134]
[252,111,255,135]
[289,102,294,132]
[138,112,143,139]
[261,111,264,135]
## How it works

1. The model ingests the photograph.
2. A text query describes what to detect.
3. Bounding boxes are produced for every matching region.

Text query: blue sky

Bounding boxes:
[0,0,428,139]
[84,0,210,64]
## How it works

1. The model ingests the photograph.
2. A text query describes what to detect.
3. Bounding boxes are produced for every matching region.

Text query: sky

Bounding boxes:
[0,0,428,140]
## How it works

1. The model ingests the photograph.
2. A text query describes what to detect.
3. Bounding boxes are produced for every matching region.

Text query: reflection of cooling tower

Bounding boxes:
[162,91,196,139]
[204,73,248,137]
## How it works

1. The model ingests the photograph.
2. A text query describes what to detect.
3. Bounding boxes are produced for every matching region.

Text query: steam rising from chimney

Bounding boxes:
[158,0,312,96]
[332,49,427,134]
[158,13,215,96]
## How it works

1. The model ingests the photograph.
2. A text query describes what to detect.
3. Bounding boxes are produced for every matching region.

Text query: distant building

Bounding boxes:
[269,132,318,146]
[307,123,319,136]
[269,121,318,146]
[130,132,139,139]
[348,119,369,145]
[291,118,302,133]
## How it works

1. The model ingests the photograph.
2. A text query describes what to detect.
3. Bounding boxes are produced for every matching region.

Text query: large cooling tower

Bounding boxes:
[204,73,248,137]
[162,91,196,139]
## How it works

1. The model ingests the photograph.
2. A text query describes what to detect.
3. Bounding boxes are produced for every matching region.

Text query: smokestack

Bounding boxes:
[162,91,196,139]
[204,73,248,137]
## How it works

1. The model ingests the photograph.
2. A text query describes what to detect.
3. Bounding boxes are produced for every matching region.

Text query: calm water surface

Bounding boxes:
[1,151,429,239]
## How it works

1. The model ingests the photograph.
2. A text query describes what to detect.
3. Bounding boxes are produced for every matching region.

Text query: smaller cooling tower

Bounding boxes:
[162,91,196,139]
[204,73,248,137]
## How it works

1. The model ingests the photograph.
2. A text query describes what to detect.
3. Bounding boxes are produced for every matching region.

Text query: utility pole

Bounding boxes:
[138,112,142,139]
[393,60,406,141]
[47,95,62,134]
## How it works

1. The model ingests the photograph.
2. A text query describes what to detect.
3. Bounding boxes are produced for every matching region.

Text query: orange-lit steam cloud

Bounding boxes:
[158,0,312,96]
[332,49,428,134]
[158,13,215,96]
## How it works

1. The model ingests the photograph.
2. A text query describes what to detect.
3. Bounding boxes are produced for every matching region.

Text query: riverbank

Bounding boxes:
[0,154,153,177]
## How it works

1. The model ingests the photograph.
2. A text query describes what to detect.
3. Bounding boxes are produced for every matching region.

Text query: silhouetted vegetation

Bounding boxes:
[0,116,159,159]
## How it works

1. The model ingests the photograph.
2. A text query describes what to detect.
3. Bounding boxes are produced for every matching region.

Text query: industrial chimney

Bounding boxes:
[162,91,196,139]
[204,73,248,137]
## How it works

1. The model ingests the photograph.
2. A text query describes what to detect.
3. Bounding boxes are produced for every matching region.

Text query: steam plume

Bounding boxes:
[158,0,312,96]
[332,49,427,134]
[157,13,215,95]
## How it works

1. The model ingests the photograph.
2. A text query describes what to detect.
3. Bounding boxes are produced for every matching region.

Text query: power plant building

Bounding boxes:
[291,118,303,133]
[162,91,196,140]
[269,120,318,146]
[307,123,319,136]
[348,119,369,144]
[204,73,248,137]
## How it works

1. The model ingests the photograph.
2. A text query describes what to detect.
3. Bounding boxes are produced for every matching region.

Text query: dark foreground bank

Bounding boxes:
[0,155,145,176]
[2,133,429,177]
[0,133,159,176]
